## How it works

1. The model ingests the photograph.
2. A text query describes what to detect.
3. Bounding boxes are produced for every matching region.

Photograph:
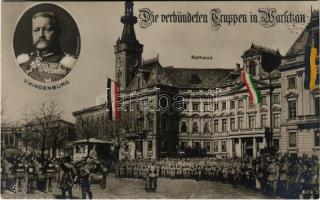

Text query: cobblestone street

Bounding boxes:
[1,174,271,199]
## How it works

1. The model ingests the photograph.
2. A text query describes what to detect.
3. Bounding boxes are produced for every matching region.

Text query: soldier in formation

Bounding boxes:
[0,153,108,198]
[117,153,319,199]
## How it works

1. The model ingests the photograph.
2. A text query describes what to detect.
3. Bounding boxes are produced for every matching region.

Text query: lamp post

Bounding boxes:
[265,74,274,152]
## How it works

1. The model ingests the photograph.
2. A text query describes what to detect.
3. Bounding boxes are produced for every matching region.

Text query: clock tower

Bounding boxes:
[114,0,143,91]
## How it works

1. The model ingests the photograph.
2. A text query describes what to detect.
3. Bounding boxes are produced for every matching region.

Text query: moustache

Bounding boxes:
[35,38,49,45]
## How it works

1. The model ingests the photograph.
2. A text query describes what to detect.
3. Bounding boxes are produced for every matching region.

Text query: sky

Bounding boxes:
[1,1,317,124]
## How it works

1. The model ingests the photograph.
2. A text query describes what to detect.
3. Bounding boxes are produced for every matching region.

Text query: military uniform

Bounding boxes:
[17,51,76,83]
[26,163,36,194]
[288,158,301,199]
[311,156,319,199]
[267,159,280,195]
[15,161,26,192]
[80,165,92,199]
[46,162,55,192]
[147,163,158,192]
[278,158,289,197]
[1,159,9,193]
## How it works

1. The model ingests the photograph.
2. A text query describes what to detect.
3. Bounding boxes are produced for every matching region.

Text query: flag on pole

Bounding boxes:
[107,78,120,121]
[241,66,262,105]
[304,31,319,90]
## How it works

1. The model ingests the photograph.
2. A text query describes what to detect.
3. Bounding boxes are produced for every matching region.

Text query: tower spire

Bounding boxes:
[121,0,138,43]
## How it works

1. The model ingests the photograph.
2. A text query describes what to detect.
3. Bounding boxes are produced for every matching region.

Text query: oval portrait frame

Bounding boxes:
[13,3,81,84]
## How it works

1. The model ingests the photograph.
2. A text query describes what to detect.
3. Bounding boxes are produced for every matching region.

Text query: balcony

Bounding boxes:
[125,130,147,139]
[294,115,320,129]
[229,127,265,136]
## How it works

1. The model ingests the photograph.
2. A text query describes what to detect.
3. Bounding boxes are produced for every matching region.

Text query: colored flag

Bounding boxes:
[241,67,262,105]
[305,31,319,90]
[107,78,120,121]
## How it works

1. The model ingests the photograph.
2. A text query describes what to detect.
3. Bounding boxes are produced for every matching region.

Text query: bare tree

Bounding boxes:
[20,109,39,154]
[46,120,67,158]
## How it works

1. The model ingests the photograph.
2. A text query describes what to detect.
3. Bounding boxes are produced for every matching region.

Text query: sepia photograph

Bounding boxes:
[1,0,319,199]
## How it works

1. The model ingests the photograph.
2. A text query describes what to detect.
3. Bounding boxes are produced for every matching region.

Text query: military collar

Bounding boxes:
[36,50,63,59]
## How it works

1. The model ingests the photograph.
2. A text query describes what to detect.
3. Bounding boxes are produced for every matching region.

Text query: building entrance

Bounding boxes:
[243,138,253,157]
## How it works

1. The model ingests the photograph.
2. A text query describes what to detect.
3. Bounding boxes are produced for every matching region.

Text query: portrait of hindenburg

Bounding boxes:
[14,4,80,83]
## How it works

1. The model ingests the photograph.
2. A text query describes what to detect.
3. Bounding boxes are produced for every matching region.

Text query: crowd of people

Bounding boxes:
[1,151,319,199]
[1,153,108,199]
[115,153,319,199]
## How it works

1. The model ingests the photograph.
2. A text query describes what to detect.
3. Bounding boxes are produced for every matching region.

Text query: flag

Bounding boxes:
[107,78,120,121]
[241,66,262,105]
[304,31,319,90]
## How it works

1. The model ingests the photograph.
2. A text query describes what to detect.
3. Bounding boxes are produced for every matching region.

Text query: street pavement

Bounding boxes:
[1,173,271,199]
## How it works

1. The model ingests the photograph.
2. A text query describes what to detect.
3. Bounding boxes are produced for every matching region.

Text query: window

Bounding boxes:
[137,119,143,132]
[273,139,279,151]
[288,100,297,119]
[181,121,187,132]
[289,132,297,147]
[213,141,218,152]
[137,77,142,89]
[183,101,188,111]
[165,118,171,132]
[148,140,153,151]
[204,103,211,111]
[214,102,219,111]
[261,114,267,127]
[230,118,235,130]
[288,77,296,89]
[238,99,243,108]
[204,142,211,153]
[192,103,200,111]
[238,117,243,129]
[214,119,219,132]
[272,94,280,105]
[181,141,187,151]
[204,122,210,133]
[261,96,267,105]
[161,141,168,152]
[230,100,235,109]
[221,141,227,152]
[192,122,199,133]
[117,72,122,87]
[315,97,320,116]
[222,101,227,110]
[315,131,320,146]
[249,115,255,129]
[5,134,9,146]
[192,141,200,148]
[222,119,227,132]
[273,113,280,128]
[148,118,154,130]
[249,61,256,76]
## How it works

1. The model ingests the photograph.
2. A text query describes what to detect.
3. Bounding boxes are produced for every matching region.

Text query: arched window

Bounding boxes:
[137,77,142,89]
[204,121,210,133]
[249,61,256,76]
[181,121,187,132]
[192,122,199,133]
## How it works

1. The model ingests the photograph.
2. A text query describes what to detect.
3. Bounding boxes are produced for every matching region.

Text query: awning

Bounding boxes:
[73,138,113,145]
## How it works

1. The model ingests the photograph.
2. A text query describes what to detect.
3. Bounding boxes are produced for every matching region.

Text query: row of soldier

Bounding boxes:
[115,153,319,199]
[1,153,108,199]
